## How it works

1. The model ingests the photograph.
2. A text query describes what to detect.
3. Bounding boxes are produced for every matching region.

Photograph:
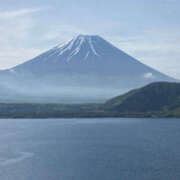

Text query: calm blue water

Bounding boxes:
[0,118,180,180]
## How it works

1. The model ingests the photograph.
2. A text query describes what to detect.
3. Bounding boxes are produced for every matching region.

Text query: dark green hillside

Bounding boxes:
[105,82,180,113]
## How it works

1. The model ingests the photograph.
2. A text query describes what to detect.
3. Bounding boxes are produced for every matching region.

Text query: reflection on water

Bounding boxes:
[0,151,34,166]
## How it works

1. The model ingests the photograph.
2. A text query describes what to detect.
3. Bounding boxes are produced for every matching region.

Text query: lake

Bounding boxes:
[0,118,180,180]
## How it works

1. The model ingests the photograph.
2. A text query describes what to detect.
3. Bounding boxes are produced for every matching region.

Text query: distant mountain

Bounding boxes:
[7,35,171,77]
[105,82,180,116]
[0,34,176,103]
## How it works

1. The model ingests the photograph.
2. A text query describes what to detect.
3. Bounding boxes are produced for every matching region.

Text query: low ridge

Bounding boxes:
[105,82,180,114]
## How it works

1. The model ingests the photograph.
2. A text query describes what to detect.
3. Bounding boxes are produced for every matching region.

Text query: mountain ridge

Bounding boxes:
[105,81,180,114]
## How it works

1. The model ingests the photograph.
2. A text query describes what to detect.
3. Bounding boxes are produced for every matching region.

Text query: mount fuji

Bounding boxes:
[0,34,176,103]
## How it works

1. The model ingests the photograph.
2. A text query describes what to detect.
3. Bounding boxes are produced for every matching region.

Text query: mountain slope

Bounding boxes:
[105,82,180,114]
[0,34,176,103]
[9,35,172,79]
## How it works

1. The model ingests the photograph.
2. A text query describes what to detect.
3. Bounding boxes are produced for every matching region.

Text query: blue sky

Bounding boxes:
[0,0,180,78]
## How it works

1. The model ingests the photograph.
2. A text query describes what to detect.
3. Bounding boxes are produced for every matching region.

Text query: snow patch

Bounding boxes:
[57,38,76,56]
[52,35,100,61]
[66,35,85,61]
[88,37,99,56]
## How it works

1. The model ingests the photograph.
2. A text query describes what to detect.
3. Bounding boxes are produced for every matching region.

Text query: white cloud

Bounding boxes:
[143,72,154,79]
[0,8,41,20]
[0,47,44,69]
[0,8,46,69]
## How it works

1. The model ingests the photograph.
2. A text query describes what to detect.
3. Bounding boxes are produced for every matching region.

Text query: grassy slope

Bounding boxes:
[105,82,180,116]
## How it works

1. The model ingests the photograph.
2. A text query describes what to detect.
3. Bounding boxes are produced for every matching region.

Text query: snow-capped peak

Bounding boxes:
[6,33,173,94]
[54,34,101,61]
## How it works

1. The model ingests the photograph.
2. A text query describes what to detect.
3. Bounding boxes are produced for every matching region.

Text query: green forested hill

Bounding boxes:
[105,82,180,116]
